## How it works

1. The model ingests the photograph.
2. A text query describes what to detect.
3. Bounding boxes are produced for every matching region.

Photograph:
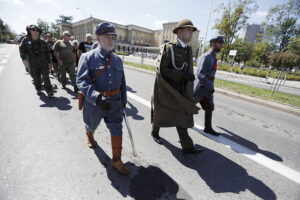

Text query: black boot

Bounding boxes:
[204,111,220,136]
[151,125,162,144]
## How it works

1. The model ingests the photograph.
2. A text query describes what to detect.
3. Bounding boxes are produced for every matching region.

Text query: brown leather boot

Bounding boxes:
[86,131,96,148]
[111,136,129,175]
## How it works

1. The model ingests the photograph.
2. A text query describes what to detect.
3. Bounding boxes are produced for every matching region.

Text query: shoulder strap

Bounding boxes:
[92,54,113,82]
[168,43,187,71]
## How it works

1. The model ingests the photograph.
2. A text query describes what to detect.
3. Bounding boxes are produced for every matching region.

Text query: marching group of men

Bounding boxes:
[19,19,224,175]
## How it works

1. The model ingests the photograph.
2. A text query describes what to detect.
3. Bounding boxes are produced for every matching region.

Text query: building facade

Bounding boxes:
[58,17,200,56]
[243,24,271,44]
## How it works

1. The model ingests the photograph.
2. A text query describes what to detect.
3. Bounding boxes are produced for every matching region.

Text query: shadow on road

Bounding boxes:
[217,126,283,162]
[39,93,72,110]
[64,87,78,100]
[161,139,277,200]
[125,101,144,120]
[92,144,192,200]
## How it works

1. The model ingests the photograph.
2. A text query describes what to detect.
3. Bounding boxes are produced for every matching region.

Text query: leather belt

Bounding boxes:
[98,89,120,97]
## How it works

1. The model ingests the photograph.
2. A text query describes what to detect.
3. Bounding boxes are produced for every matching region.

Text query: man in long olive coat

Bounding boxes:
[151,19,203,154]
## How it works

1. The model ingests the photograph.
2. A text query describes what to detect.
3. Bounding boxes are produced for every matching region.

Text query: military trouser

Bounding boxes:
[152,125,194,149]
[30,65,53,93]
[52,62,59,74]
[199,95,214,111]
[59,63,76,87]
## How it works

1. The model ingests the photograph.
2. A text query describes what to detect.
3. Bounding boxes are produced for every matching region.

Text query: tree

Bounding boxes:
[36,18,50,35]
[269,50,300,69]
[50,22,60,39]
[287,36,300,55]
[267,0,300,50]
[251,42,273,67]
[0,18,16,42]
[56,15,73,24]
[213,0,258,60]
[231,38,253,64]
[36,19,60,39]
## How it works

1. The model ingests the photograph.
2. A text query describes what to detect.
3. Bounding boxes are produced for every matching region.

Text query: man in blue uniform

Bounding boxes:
[194,36,224,136]
[76,22,128,175]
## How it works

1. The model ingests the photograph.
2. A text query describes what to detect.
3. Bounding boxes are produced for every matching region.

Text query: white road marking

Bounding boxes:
[0,59,8,64]
[0,66,4,76]
[127,91,300,184]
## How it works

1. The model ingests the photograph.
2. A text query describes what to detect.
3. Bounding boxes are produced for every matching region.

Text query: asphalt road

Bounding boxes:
[0,44,299,200]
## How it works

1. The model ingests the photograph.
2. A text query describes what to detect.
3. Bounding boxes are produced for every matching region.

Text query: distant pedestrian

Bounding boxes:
[77,33,93,60]
[19,25,54,97]
[72,40,79,67]
[53,31,79,92]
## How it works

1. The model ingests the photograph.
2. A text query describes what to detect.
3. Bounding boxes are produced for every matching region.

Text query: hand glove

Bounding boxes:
[96,96,111,111]
[182,72,195,81]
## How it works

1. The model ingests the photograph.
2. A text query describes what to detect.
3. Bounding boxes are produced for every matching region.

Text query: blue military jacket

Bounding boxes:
[194,49,217,102]
[76,47,127,107]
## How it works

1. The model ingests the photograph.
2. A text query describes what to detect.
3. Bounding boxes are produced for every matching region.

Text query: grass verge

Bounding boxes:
[215,79,300,107]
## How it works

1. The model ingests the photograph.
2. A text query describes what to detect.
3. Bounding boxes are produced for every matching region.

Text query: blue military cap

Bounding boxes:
[209,36,225,43]
[95,22,117,35]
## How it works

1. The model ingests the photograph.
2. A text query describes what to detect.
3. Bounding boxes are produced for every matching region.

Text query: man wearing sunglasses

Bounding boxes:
[19,25,54,97]
[76,23,129,175]
[53,31,78,93]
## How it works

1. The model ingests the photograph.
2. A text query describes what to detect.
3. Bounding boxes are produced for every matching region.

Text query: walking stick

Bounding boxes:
[123,109,137,157]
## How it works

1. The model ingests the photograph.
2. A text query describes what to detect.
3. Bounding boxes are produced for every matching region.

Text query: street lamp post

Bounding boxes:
[76,7,87,38]
[200,0,214,56]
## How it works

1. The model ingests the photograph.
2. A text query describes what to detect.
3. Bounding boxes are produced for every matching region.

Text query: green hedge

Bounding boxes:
[218,64,300,81]
[242,68,257,76]
[287,74,300,81]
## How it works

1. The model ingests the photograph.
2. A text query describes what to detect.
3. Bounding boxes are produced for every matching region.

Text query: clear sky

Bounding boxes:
[0,0,289,40]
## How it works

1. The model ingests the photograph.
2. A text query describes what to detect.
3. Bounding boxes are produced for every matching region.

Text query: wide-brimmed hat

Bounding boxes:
[173,19,197,34]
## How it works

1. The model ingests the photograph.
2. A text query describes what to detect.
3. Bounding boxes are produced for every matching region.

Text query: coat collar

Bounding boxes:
[176,38,187,48]
[173,38,189,49]
[96,47,112,60]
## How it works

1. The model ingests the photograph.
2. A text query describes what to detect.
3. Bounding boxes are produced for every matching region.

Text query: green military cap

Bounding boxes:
[173,19,197,34]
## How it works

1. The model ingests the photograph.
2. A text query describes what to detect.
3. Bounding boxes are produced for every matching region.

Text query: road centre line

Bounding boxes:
[0,59,8,64]
[127,91,300,184]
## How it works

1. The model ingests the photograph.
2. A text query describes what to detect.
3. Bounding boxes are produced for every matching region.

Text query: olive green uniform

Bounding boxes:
[152,40,199,150]
[53,40,76,87]
[19,36,53,94]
